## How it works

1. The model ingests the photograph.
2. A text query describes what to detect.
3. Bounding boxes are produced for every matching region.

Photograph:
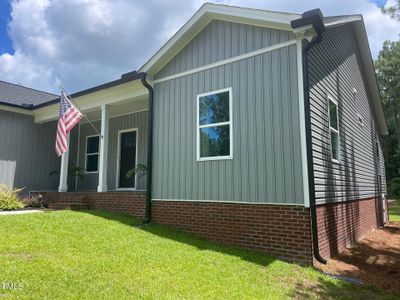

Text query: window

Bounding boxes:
[357,113,364,127]
[197,88,232,160]
[85,135,99,173]
[328,96,340,162]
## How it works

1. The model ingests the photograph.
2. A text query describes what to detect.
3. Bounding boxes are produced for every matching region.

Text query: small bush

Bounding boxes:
[388,177,400,199]
[0,184,25,210]
[22,194,43,208]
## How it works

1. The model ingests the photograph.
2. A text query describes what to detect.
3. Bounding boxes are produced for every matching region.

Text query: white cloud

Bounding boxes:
[0,0,398,93]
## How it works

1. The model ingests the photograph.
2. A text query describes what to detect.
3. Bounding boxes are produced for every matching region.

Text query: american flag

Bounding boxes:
[55,91,83,157]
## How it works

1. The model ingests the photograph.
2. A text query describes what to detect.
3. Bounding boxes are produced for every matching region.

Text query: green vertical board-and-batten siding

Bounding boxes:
[152,20,304,204]
[155,20,295,79]
[308,25,386,205]
[0,110,60,192]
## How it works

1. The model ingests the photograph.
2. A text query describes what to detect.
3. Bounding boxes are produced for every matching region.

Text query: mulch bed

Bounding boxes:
[317,221,400,294]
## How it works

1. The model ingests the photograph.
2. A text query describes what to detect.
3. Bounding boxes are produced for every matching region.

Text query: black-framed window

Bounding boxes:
[85,135,99,172]
[328,97,340,162]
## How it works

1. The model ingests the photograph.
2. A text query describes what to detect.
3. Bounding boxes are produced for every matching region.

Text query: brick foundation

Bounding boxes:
[38,192,147,219]
[152,200,313,264]
[316,197,381,258]
[36,192,384,264]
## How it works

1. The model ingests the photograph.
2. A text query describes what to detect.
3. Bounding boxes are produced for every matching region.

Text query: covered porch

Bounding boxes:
[35,72,151,194]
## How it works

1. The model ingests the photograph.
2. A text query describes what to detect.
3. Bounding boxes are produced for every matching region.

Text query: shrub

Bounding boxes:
[22,194,43,208]
[388,177,400,199]
[0,184,25,210]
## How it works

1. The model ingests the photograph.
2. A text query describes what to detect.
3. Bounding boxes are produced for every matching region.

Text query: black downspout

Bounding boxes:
[303,36,327,265]
[141,74,154,223]
[291,9,327,264]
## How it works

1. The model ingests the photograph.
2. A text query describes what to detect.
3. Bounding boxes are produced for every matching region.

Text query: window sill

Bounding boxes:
[197,156,233,162]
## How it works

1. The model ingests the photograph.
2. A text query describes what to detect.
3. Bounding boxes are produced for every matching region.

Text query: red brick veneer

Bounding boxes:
[152,200,313,264]
[36,193,383,264]
[38,192,147,219]
[316,197,380,258]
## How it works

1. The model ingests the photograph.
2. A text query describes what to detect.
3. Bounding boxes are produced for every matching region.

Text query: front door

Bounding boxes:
[117,129,137,189]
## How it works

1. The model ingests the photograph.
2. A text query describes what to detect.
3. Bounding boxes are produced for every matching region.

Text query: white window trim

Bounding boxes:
[196,87,233,161]
[116,128,139,191]
[84,134,100,174]
[327,95,340,164]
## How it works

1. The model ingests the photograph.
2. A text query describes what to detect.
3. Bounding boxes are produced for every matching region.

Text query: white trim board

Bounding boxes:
[152,199,303,206]
[154,40,296,84]
[296,39,310,208]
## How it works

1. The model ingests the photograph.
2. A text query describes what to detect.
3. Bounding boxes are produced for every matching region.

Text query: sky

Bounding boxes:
[0,0,398,94]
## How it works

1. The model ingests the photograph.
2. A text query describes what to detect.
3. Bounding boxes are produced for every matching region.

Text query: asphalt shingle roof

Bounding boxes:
[0,80,58,107]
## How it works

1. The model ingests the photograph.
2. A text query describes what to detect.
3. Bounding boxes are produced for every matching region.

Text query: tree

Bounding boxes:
[382,0,400,20]
[376,40,400,150]
[376,40,400,195]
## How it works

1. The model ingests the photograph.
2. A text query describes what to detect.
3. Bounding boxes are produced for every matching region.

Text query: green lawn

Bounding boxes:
[389,200,400,222]
[0,210,397,299]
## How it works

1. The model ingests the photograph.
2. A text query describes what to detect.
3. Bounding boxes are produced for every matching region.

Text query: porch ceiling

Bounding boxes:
[81,96,148,122]
[33,79,148,123]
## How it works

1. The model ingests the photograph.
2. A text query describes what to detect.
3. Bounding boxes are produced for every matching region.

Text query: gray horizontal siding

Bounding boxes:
[308,24,386,205]
[0,110,60,193]
[75,111,148,191]
[155,19,295,80]
[152,43,303,204]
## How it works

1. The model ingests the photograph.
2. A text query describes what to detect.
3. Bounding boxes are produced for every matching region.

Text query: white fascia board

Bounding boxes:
[0,105,33,116]
[139,3,300,76]
[33,80,148,123]
[324,15,362,27]
[352,20,388,135]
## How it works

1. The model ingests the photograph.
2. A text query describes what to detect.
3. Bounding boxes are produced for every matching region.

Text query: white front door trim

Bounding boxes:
[116,128,139,191]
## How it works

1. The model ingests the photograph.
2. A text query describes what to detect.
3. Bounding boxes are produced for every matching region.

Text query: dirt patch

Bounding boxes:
[317,221,400,294]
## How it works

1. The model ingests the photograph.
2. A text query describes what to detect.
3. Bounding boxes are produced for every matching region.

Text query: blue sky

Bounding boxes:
[0,0,397,93]
[0,0,389,55]
[0,0,12,54]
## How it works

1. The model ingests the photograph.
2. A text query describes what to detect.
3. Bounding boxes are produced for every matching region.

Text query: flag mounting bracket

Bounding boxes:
[59,85,102,138]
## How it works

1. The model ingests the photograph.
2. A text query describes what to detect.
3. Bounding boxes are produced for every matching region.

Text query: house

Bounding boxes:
[0,3,387,264]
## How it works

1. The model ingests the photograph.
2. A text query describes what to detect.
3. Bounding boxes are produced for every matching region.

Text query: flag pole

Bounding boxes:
[59,85,102,137]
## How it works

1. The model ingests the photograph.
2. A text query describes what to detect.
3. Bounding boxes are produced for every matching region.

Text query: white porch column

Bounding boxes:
[58,134,70,192]
[97,104,109,192]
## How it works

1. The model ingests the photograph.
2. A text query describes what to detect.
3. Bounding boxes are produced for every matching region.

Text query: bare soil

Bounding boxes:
[317,221,400,294]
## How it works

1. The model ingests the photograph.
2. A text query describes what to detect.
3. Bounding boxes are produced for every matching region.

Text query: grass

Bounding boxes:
[0,210,397,299]
[389,199,400,222]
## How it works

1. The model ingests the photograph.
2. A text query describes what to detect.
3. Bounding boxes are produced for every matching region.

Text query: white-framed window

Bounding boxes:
[85,135,100,173]
[328,95,340,163]
[197,87,232,161]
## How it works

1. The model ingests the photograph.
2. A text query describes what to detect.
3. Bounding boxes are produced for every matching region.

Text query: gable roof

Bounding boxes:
[139,3,301,77]
[324,15,388,135]
[0,80,57,108]
[139,3,387,135]
[0,3,387,135]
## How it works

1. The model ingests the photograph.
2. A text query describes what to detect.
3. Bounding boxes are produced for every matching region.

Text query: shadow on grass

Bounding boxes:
[78,209,277,268]
[75,209,398,299]
[291,276,397,300]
